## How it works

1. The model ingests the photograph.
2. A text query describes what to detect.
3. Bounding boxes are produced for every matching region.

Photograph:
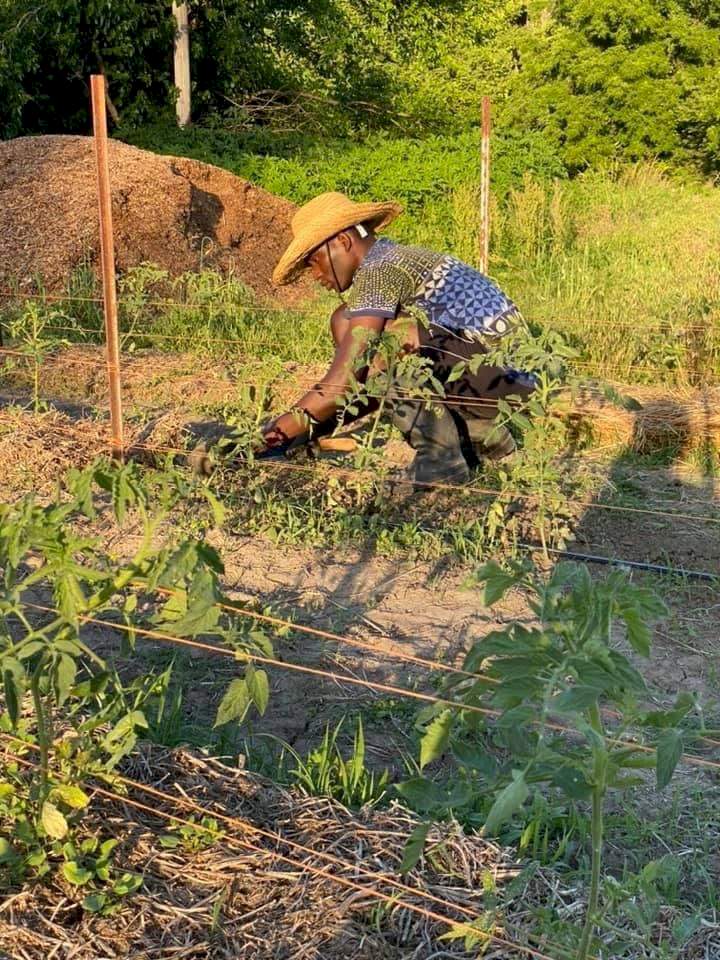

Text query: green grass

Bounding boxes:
[118,125,720,388]
[6,127,719,389]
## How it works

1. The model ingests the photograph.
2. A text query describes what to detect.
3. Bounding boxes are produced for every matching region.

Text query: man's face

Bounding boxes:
[306,232,358,293]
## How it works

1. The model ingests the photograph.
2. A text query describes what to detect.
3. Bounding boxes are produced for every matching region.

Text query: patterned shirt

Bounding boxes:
[345,238,520,340]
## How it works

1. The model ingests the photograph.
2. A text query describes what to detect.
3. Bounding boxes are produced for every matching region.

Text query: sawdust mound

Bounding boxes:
[0,135,312,304]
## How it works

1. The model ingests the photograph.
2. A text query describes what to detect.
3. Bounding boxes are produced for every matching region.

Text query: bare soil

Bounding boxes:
[0,136,312,303]
[1,391,719,960]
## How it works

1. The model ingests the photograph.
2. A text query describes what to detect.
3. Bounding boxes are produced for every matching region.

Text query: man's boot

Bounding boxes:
[463,417,516,462]
[390,400,470,486]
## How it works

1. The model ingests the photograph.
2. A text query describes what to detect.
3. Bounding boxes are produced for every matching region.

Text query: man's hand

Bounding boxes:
[256,417,311,460]
[268,314,386,443]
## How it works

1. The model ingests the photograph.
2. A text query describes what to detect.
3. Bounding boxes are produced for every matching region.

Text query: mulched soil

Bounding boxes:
[0,135,312,304]
[0,742,528,960]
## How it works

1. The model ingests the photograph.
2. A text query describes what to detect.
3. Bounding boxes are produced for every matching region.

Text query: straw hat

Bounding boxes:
[273,191,402,285]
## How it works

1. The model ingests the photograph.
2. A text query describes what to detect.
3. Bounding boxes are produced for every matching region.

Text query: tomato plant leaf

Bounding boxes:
[445,361,467,383]
[450,740,497,776]
[399,822,431,874]
[420,709,452,770]
[551,685,601,713]
[475,561,518,606]
[395,777,447,811]
[55,653,77,707]
[552,765,592,800]
[656,728,683,790]
[214,678,250,727]
[246,667,269,715]
[482,771,529,836]
[2,660,24,727]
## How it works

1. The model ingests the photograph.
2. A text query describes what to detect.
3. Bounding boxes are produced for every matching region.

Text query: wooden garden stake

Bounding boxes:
[479,96,491,274]
[90,74,124,461]
[172,3,191,127]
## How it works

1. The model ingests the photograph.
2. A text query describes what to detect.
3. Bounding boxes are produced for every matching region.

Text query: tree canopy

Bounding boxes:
[1,0,718,172]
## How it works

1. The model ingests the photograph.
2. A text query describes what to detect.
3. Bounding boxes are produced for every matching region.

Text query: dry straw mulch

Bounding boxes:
[5,345,720,457]
[568,383,720,454]
[3,745,717,959]
[1,744,529,960]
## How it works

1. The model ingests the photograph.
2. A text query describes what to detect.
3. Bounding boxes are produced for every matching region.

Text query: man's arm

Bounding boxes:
[264,314,386,445]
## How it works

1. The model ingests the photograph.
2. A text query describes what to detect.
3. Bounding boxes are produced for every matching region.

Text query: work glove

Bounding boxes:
[256,416,313,460]
[255,432,311,460]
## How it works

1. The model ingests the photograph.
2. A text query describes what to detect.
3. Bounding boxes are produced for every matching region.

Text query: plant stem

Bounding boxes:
[30,657,50,805]
[577,703,606,960]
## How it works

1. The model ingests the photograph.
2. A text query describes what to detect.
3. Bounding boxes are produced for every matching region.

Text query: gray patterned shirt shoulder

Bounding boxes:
[345,238,520,339]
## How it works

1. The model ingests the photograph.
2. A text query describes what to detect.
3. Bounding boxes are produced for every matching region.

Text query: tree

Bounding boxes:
[502,0,720,171]
[0,0,174,138]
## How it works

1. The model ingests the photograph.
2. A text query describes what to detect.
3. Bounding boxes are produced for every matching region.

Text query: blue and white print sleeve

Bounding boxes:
[345,264,412,319]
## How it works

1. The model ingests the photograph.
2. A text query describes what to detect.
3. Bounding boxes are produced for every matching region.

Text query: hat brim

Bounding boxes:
[272,201,402,286]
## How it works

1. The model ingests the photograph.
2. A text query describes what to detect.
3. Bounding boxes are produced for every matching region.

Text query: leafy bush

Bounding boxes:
[404,559,692,959]
[0,459,271,893]
[0,0,174,137]
[503,0,720,172]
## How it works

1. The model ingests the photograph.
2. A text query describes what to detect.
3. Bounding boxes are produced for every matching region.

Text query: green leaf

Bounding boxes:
[0,837,17,864]
[446,361,467,383]
[62,861,93,886]
[54,570,86,624]
[482,771,529,837]
[41,801,68,839]
[621,606,651,657]
[55,653,77,707]
[159,833,181,848]
[395,777,447,811]
[104,710,148,746]
[246,667,269,715]
[214,678,250,727]
[162,569,221,638]
[112,871,142,896]
[420,709,452,770]
[552,765,592,800]
[200,488,226,527]
[2,661,23,727]
[17,640,44,660]
[551,685,601,714]
[475,561,518,606]
[640,692,696,729]
[656,728,683,790]
[607,651,647,692]
[399,822,431,874]
[439,918,492,949]
[51,783,90,809]
[82,893,107,913]
[99,838,118,859]
[568,657,615,693]
[451,740,498,776]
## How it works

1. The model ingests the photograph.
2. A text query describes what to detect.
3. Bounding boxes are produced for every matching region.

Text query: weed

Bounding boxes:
[159,815,223,853]
[6,300,70,412]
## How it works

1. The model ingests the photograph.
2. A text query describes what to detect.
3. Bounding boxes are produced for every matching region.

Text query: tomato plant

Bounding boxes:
[403,560,692,960]
[0,458,272,895]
